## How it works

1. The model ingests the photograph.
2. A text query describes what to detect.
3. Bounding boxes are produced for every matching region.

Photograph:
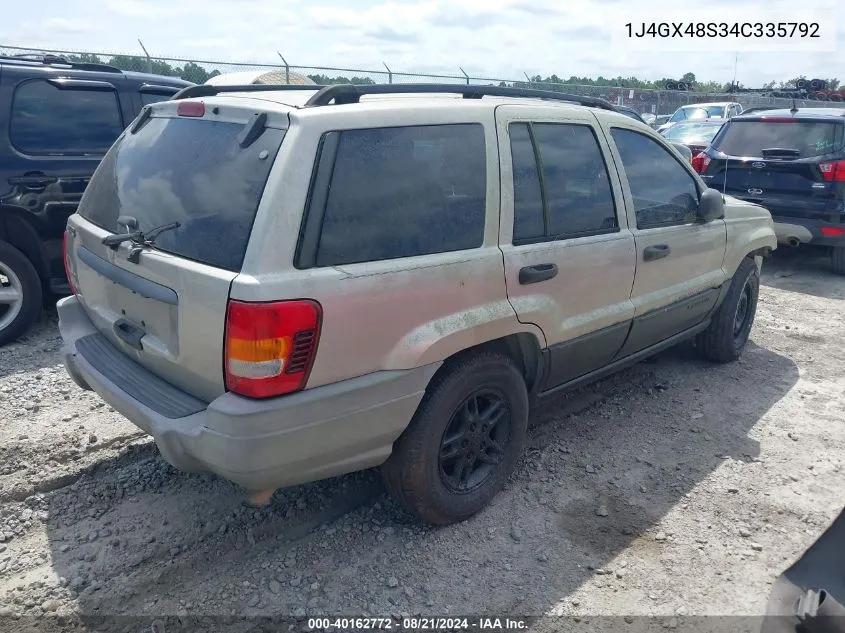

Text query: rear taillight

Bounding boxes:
[63,230,77,295]
[224,300,322,399]
[819,160,845,182]
[691,152,711,173]
[820,226,845,237]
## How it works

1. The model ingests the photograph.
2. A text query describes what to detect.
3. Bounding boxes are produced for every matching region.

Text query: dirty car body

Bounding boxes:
[58,84,776,524]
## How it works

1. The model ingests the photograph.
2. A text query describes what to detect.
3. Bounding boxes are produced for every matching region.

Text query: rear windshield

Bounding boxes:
[663,122,722,143]
[78,116,285,272]
[712,120,843,158]
[669,106,723,123]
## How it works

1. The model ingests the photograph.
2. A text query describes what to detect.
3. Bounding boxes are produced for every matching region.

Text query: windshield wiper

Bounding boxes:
[102,217,181,264]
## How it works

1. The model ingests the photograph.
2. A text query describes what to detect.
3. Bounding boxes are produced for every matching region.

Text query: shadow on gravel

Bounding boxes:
[34,339,798,624]
[0,309,62,379]
[760,249,845,300]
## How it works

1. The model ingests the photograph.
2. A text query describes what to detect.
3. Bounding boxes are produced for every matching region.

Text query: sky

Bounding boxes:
[1,0,842,86]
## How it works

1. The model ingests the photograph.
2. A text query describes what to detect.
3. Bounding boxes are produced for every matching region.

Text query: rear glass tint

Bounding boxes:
[662,122,722,143]
[79,116,285,272]
[11,80,124,155]
[713,120,843,158]
[313,124,486,267]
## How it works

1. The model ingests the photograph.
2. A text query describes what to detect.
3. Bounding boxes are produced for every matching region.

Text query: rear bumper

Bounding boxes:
[57,295,438,491]
[771,216,845,247]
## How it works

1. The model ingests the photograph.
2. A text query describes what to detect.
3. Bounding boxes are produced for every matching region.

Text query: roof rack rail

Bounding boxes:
[170,81,618,112]
[303,83,618,110]
[0,53,122,74]
[171,84,327,100]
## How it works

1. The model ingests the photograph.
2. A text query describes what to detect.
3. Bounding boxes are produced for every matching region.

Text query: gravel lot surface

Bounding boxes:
[0,249,843,630]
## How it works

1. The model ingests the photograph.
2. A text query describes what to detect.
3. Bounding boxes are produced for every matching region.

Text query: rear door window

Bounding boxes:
[712,120,843,158]
[533,123,618,238]
[311,124,487,267]
[509,122,618,243]
[509,123,545,241]
[78,116,285,272]
[11,80,124,155]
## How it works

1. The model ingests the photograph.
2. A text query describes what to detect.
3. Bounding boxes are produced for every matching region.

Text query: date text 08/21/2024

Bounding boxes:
[624,22,820,38]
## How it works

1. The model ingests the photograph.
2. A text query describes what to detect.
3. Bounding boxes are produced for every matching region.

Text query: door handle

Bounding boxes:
[643,244,671,262]
[519,263,558,285]
[8,175,58,187]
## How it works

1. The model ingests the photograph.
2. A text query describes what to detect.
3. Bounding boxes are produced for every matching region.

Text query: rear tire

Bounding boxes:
[696,258,759,363]
[831,246,845,275]
[382,352,529,525]
[0,241,42,346]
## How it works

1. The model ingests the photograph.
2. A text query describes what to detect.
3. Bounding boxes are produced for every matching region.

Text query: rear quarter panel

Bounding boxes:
[233,104,546,389]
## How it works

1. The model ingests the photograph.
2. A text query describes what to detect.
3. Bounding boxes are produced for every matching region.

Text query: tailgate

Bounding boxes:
[707,118,844,220]
[65,105,287,402]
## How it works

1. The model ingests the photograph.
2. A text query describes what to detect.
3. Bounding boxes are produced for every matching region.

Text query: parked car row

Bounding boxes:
[655,104,845,275]
[0,54,192,345]
[657,101,743,133]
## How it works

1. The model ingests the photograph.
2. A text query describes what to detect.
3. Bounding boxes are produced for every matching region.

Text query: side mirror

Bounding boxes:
[698,188,725,222]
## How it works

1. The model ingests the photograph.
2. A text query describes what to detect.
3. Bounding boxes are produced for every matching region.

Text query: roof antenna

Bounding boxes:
[790,98,798,114]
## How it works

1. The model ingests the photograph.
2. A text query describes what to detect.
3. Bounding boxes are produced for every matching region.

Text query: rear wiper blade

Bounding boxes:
[142,221,181,242]
[101,221,181,264]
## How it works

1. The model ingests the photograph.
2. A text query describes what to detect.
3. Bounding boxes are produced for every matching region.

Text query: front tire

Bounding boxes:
[382,352,529,525]
[696,257,759,363]
[0,241,42,346]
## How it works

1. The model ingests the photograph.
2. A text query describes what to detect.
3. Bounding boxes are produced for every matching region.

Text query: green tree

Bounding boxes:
[178,61,212,84]
[67,52,105,65]
[697,80,724,93]
[307,74,375,85]
[681,72,696,84]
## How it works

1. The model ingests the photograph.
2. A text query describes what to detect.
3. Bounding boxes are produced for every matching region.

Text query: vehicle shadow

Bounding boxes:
[36,339,798,625]
[760,248,845,300]
[0,307,63,380]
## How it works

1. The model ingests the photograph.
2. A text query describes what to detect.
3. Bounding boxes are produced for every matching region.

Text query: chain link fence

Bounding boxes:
[1,44,834,116]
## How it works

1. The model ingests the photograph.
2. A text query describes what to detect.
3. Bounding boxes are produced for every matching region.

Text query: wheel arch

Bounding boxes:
[435,332,545,397]
[724,223,776,279]
[0,205,49,280]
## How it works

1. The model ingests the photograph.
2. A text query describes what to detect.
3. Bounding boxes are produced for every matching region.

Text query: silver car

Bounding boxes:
[59,84,776,524]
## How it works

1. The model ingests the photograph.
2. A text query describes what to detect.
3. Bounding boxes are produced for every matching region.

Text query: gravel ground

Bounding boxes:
[0,248,843,630]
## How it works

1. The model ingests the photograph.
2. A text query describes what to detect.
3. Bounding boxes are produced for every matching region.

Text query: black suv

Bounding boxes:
[694,107,845,274]
[0,54,192,344]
